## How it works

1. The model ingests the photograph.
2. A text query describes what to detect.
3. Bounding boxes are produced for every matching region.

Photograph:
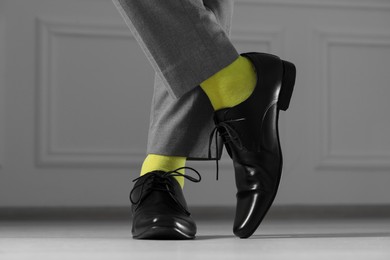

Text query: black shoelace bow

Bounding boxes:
[208,117,246,180]
[129,167,202,215]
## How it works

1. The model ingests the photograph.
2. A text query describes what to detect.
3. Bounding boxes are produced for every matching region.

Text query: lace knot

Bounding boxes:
[129,166,202,211]
[208,117,246,180]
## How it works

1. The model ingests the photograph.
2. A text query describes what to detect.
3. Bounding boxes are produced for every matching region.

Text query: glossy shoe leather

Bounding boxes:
[212,52,296,238]
[129,167,201,239]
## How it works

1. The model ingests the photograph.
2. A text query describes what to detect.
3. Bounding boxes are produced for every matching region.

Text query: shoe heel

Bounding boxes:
[278,60,296,111]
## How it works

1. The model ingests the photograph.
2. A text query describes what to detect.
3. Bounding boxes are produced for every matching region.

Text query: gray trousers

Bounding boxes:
[112,0,239,160]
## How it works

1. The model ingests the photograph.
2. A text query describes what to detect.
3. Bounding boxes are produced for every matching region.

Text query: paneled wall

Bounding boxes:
[0,1,5,172]
[0,0,389,207]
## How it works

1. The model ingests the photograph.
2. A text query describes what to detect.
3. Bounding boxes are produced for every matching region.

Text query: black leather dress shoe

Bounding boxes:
[129,167,201,239]
[211,52,296,238]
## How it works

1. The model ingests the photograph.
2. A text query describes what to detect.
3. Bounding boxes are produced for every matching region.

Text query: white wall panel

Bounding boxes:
[36,18,152,167]
[1,0,390,207]
[316,29,390,169]
[0,1,5,169]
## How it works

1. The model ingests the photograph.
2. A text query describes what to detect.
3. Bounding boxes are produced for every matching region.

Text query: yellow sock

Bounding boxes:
[140,154,186,188]
[200,55,257,110]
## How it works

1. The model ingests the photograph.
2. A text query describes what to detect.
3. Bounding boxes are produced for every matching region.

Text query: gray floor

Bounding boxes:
[1,217,390,260]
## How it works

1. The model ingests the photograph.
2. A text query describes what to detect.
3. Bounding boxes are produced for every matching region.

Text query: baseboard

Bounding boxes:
[1,205,390,221]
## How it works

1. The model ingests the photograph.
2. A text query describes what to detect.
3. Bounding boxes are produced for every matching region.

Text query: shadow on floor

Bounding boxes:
[194,232,390,240]
[250,232,390,239]
[195,235,235,240]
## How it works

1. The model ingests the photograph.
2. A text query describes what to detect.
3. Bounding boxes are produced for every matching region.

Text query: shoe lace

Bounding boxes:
[129,166,202,215]
[208,117,246,180]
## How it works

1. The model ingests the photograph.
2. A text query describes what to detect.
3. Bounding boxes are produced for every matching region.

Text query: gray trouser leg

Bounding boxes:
[111,0,238,99]
[112,0,238,159]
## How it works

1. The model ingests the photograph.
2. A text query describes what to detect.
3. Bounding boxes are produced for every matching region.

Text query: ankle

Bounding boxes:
[140,154,187,188]
[200,55,257,110]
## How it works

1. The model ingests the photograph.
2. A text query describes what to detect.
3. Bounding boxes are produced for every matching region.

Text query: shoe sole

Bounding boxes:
[237,58,296,239]
[133,226,195,240]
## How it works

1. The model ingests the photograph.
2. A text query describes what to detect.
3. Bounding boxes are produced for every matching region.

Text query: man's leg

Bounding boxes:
[112,0,296,240]
[112,0,239,99]
[113,0,256,178]
[112,0,241,239]
[113,0,243,188]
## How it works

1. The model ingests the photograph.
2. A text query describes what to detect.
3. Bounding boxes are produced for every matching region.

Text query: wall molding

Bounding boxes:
[238,0,390,10]
[35,17,145,168]
[230,26,284,56]
[2,205,390,221]
[90,0,390,10]
[0,10,5,169]
[35,17,283,168]
[314,28,390,169]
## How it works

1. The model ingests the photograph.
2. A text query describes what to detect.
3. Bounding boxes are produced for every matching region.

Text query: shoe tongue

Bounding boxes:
[214,108,232,123]
[150,170,167,175]
[214,103,250,123]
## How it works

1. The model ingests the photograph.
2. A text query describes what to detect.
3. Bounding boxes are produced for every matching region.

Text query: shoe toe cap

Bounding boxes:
[233,190,274,238]
[132,214,196,239]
